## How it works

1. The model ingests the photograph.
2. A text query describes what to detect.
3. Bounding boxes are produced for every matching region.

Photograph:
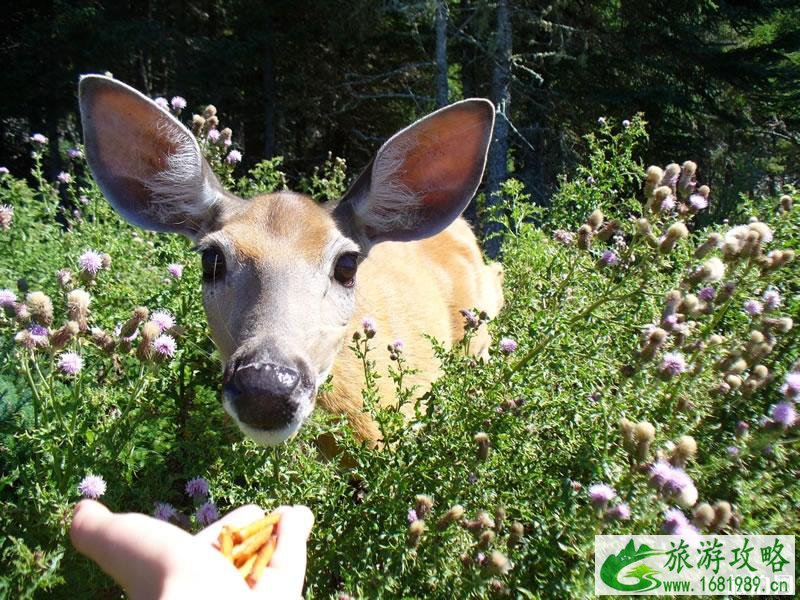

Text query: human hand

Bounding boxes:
[70,500,313,599]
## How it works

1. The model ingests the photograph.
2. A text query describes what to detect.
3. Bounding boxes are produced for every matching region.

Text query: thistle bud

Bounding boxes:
[670,435,697,468]
[693,503,714,529]
[203,105,217,119]
[644,166,664,198]
[694,233,721,259]
[620,417,636,454]
[661,163,680,189]
[100,253,112,270]
[220,127,233,144]
[708,334,723,346]
[478,530,495,548]
[415,495,434,519]
[678,294,699,316]
[119,306,149,338]
[697,185,710,198]
[762,317,793,333]
[596,219,620,242]
[56,269,73,289]
[634,421,655,462]
[577,225,593,250]
[780,194,793,213]
[437,504,465,529]
[407,519,425,547]
[90,327,115,353]
[677,161,697,198]
[191,114,206,133]
[494,506,506,531]
[717,281,736,302]
[652,186,674,214]
[66,288,91,330]
[659,223,688,253]
[709,501,732,532]
[505,522,525,550]
[49,321,80,350]
[205,115,219,132]
[586,209,604,231]
[728,358,748,375]
[647,327,668,346]
[751,364,768,380]
[474,432,490,461]
[485,551,511,576]
[26,291,53,325]
[725,374,742,390]
[463,511,494,534]
[636,218,652,236]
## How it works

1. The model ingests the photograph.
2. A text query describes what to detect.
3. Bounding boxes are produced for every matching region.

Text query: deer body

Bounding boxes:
[79,74,502,446]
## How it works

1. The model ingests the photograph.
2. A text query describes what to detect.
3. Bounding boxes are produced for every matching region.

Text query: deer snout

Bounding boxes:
[222,355,315,445]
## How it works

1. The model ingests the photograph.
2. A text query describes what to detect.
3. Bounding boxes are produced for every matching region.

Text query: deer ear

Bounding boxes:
[335,99,495,244]
[79,74,232,237]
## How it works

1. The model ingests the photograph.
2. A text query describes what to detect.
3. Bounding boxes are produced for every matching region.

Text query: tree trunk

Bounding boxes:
[263,12,277,159]
[434,0,449,108]
[483,0,511,258]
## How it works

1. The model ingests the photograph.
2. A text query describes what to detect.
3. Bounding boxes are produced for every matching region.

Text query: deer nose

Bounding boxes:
[223,361,301,429]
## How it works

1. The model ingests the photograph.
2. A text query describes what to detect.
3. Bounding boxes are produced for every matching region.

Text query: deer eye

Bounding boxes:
[201,246,226,282]
[333,252,359,287]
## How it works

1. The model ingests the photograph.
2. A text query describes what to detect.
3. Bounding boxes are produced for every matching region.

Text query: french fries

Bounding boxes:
[218,511,281,588]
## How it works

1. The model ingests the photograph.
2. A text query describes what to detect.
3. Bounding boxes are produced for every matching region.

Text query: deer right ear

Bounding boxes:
[79,74,234,237]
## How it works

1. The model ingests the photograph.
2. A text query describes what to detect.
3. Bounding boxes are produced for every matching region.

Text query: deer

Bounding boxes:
[78,74,504,449]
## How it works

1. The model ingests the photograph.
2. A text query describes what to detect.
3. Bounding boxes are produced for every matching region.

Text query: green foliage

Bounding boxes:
[0,127,798,599]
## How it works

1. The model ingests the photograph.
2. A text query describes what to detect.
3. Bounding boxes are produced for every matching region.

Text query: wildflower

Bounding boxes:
[0,167,8,175]
[508,522,524,548]
[588,483,616,509]
[0,205,13,231]
[586,175,595,184]
[152,334,177,358]
[151,310,175,332]
[553,229,573,245]
[220,128,233,145]
[195,500,219,526]
[688,194,707,211]
[415,494,433,518]
[649,460,673,488]
[780,372,800,400]
[407,519,425,547]
[660,194,676,212]
[50,321,79,350]
[762,289,781,311]
[659,352,686,377]
[743,300,763,317]
[736,421,749,436]
[694,232,721,259]
[634,421,655,461]
[577,224,593,250]
[606,503,631,521]
[407,508,418,524]
[167,263,184,279]
[184,477,210,499]
[226,150,242,164]
[771,402,796,429]
[191,114,206,132]
[67,148,82,159]
[57,171,72,184]
[26,291,53,325]
[661,163,680,188]
[586,209,603,230]
[600,250,619,266]
[780,194,793,212]
[622,119,630,127]
[154,97,169,111]
[474,432,490,461]
[207,129,220,142]
[154,502,177,521]
[77,474,106,499]
[485,551,511,576]
[30,133,48,145]
[362,316,376,338]
[391,340,404,353]
[437,505,465,529]
[597,117,606,125]
[170,96,187,111]
[693,503,714,529]
[726,446,740,458]
[748,221,772,244]
[57,351,83,375]
[670,435,697,468]
[78,250,104,275]
[499,337,517,354]
[0,289,16,307]
[67,289,91,329]
[659,222,688,253]
[56,269,72,289]
[460,309,479,329]
[662,507,689,534]
[644,166,664,198]
[677,161,697,198]
[697,287,715,302]
[619,418,636,455]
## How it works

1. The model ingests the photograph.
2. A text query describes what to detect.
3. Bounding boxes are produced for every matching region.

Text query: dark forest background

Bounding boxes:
[2,0,798,253]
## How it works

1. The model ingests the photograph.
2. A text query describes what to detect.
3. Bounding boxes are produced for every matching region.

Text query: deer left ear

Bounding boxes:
[335,99,495,244]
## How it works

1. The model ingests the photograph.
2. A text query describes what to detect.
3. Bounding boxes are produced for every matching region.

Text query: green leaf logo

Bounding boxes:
[600,539,664,592]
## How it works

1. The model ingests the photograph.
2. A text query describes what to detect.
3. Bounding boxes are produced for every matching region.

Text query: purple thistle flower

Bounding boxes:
[226,150,242,165]
[475,552,486,565]
[0,289,17,307]
[622,119,631,128]
[154,502,177,521]
[57,351,83,375]
[0,167,9,175]
[185,477,210,499]
[391,339,404,352]
[57,171,72,184]
[743,300,763,316]
[499,337,518,354]
[662,507,689,534]
[762,289,781,311]
[659,351,687,377]
[468,472,478,484]
[726,446,740,457]
[114,322,139,342]
[460,309,479,328]
[606,503,631,521]
[152,334,177,358]
[771,402,797,428]
[648,461,672,488]
[207,129,220,142]
[661,467,692,496]
[588,483,616,508]
[77,474,106,499]
[78,250,104,275]
[407,508,418,524]
[736,421,750,436]
[688,194,708,211]
[781,372,800,400]
[67,148,82,159]
[195,500,219,526]
[154,97,169,111]
[362,316,376,336]
[553,229,574,245]
[29,325,49,347]
[660,194,676,212]
[586,175,595,184]
[151,310,175,332]
[662,314,678,330]
[698,287,716,302]
[167,263,184,279]
[30,133,48,145]
[600,250,619,266]
[170,96,187,110]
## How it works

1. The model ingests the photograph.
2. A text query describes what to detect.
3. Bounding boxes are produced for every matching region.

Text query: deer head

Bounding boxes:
[79,75,494,445]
